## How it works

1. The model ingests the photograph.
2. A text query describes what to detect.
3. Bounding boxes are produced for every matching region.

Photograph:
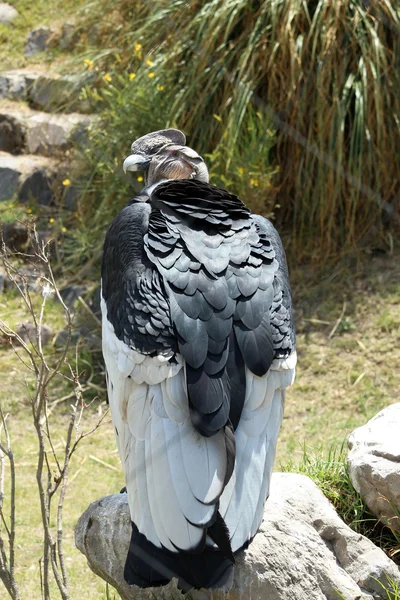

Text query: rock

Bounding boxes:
[1,222,28,251]
[18,169,54,205]
[29,73,92,113]
[24,26,52,57]
[75,473,400,600]
[0,3,18,25]
[0,69,42,101]
[0,152,57,203]
[0,159,20,200]
[88,286,101,318]
[54,328,80,348]
[0,113,26,154]
[64,184,80,211]
[59,22,80,50]
[60,284,87,309]
[16,322,53,346]
[348,403,400,531]
[0,101,95,155]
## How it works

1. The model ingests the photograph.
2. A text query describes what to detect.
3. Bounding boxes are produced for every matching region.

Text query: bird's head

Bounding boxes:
[123,129,209,189]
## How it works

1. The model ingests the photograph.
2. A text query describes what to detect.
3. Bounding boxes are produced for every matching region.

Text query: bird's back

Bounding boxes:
[101,179,296,591]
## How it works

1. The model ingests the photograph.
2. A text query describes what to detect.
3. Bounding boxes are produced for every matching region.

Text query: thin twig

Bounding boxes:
[328,300,347,339]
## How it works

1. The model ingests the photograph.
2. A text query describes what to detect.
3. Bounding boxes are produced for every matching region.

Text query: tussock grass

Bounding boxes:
[75,0,400,263]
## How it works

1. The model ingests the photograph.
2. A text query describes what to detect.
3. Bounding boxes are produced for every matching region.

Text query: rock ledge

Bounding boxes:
[75,473,400,600]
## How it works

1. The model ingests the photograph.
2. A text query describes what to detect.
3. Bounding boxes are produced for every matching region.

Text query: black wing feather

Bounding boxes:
[143,179,294,441]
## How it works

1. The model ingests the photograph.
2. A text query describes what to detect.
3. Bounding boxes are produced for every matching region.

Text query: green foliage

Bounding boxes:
[0,0,87,68]
[74,0,400,265]
[66,62,277,272]
[336,576,400,600]
[281,444,400,567]
[281,444,366,527]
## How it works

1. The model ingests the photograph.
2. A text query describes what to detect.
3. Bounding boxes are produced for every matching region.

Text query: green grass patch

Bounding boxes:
[0,0,89,70]
[281,445,400,567]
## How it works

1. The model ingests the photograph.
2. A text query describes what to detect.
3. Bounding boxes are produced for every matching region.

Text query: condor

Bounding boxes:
[101,129,296,592]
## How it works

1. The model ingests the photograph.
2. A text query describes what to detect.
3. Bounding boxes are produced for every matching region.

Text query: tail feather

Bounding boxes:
[124,522,234,591]
[207,510,235,563]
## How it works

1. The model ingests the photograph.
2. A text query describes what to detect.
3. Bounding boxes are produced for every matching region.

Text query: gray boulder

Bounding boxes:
[0,101,95,155]
[0,112,26,153]
[29,73,92,113]
[0,69,42,101]
[24,26,52,57]
[348,403,400,532]
[59,22,80,50]
[75,473,400,600]
[0,152,56,202]
[0,3,18,25]
[1,222,28,252]
[16,322,54,346]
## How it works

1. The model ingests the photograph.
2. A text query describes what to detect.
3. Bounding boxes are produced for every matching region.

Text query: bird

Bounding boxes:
[100,128,296,592]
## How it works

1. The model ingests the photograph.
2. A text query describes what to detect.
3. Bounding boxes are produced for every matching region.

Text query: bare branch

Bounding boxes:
[1,222,105,600]
[0,409,20,600]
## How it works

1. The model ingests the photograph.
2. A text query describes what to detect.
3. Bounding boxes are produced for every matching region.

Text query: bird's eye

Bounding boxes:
[169,150,180,158]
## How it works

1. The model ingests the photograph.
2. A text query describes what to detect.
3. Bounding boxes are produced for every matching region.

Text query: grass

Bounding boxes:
[0,0,89,71]
[0,289,120,600]
[278,248,400,462]
[73,0,400,264]
[1,1,400,597]
[1,245,399,600]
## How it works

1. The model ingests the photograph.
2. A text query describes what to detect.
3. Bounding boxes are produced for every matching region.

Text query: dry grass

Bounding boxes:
[279,248,400,462]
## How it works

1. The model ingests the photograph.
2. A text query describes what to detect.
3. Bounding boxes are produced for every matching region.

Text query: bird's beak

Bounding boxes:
[123,154,151,173]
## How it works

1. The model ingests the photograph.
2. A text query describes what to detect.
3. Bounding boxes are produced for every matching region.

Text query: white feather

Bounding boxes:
[160,378,187,422]
[127,384,151,441]
[144,423,176,551]
[101,289,297,556]
[151,413,204,550]
[130,438,159,547]
[220,362,295,552]
[179,421,227,504]
[162,418,215,526]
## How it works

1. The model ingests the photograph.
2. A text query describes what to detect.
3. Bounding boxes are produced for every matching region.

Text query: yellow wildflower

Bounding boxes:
[129,73,136,81]
[8,202,14,208]
[27,208,32,214]
[103,73,112,83]
[62,227,67,233]
[146,59,154,67]
[237,167,244,175]
[156,85,165,91]
[49,218,55,224]
[84,58,94,70]
[62,178,71,186]
[148,72,155,78]
[137,176,144,183]
[134,43,142,59]
[213,114,222,122]
[250,179,259,187]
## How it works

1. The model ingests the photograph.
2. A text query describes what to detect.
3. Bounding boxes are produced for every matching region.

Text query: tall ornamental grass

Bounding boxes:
[74,0,400,264]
